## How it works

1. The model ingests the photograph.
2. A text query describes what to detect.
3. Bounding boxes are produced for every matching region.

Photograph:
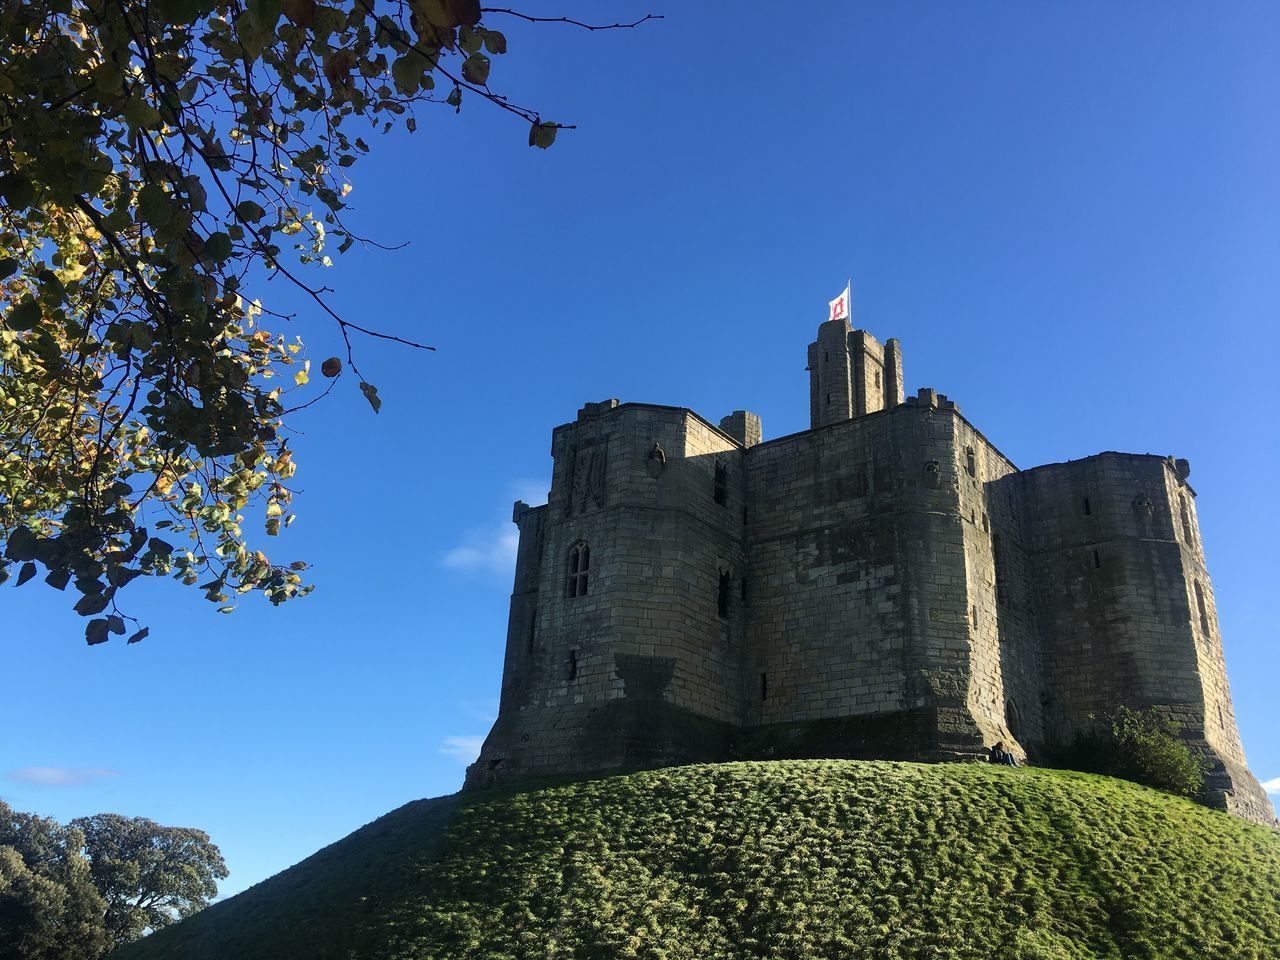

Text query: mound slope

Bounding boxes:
[115,761,1280,960]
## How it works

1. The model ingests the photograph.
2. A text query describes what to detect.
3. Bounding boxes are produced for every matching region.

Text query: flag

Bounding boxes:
[828,282,850,323]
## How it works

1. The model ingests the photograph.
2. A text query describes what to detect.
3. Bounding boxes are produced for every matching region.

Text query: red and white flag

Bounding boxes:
[828,282,851,322]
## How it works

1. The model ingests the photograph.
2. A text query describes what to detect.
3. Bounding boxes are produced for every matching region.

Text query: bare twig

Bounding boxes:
[480,10,663,31]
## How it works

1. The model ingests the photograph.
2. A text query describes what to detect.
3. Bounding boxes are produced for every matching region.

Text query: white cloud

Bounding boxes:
[1262,777,1280,795]
[511,479,548,507]
[441,479,546,576]
[441,523,519,575]
[440,736,486,764]
[6,767,120,787]
[458,698,500,723]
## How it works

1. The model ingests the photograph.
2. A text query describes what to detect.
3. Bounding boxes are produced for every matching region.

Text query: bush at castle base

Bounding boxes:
[1055,706,1209,801]
[114,761,1280,960]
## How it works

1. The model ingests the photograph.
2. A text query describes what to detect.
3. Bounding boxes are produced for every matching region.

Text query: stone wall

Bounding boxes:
[955,418,1044,759]
[468,403,748,785]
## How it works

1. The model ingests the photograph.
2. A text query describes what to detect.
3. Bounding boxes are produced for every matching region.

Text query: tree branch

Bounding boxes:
[480,10,663,31]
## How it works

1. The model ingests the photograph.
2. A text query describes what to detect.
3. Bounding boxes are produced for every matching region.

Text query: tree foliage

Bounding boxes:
[0,0,653,640]
[0,801,111,960]
[0,800,228,957]
[72,812,228,945]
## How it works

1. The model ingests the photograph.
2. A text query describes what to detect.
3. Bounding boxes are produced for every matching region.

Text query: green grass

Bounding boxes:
[114,761,1280,960]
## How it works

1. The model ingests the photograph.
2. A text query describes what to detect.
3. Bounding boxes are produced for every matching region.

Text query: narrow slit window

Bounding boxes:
[713,461,728,505]
[1092,549,1101,569]
[875,370,882,389]
[1195,580,1210,634]
[568,649,578,681]
[965,447,976,478]
[760,672,768,701]
[742,506,749,525]
[717,569,731,619]
[740,577,748,603]
[1083,497,1092,516]
[971,604,978,629]
[567,542,590,598]
[992,534,1007,605]
[527,606,537,654]
[1180,494,1194,545]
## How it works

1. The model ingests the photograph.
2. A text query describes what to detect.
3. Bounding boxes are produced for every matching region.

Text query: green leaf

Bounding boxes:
[74,593,111,616]
[127,627,150,644]
[15,561,37,586]
[106,615,126,635]
[204,231,233,262]
[483,30,507,55]
[5,525,38,561]
[126,321,153,350]
[460,26,483,55]
[461,52,490,85]
[236,200,267,222]
[446,86,462,108]
[45,568,72,590]
[7,298,41,331]
[0,174,35,208]
[155,0,208,24]
[124,95,163,130]
[137,183,169,226]
[391,54,424,95]
[86,619,110,645]
[528,121,557,149]
[359,381,381,414]
[250,0,282,32]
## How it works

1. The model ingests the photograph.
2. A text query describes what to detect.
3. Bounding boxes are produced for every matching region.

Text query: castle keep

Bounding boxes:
[466,315,1273,824]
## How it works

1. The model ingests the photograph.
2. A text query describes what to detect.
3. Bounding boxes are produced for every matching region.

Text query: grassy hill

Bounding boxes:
[115,761,1280,960]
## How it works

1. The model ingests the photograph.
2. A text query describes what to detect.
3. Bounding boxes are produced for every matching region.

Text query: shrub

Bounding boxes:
[1054,706,1207,799]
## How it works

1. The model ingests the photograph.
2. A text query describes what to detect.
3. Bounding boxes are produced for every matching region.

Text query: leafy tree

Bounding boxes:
[0,1,655,641]
[71,812,228,945]
[0,800,111,960]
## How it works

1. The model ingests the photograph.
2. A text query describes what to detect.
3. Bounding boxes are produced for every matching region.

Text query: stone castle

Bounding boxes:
[466,313,1273,823]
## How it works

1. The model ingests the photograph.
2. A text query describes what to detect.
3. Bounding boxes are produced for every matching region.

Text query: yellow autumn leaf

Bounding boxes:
[294,360,310,386]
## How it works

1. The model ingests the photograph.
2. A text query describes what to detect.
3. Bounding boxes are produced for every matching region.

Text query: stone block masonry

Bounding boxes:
[465,317,1274,825]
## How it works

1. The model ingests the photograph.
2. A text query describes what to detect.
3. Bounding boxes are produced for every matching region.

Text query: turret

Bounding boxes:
[807,318,904,429]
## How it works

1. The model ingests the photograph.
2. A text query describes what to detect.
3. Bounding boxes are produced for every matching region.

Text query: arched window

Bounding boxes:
[965,447,976,478]
[1005,699,1021,739]
[566,542,590,598]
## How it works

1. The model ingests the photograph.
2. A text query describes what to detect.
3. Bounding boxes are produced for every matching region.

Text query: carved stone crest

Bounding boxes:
[566,440,608,516]
[646,441,667,478]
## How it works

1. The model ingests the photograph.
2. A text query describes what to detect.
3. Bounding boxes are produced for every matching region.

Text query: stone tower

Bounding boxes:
[466,313,1273,825]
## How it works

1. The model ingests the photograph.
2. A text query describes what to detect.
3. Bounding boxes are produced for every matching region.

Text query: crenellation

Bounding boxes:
[465,315,1273,825]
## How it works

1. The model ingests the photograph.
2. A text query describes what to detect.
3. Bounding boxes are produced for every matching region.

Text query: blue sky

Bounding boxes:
[5,2,1278,898]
